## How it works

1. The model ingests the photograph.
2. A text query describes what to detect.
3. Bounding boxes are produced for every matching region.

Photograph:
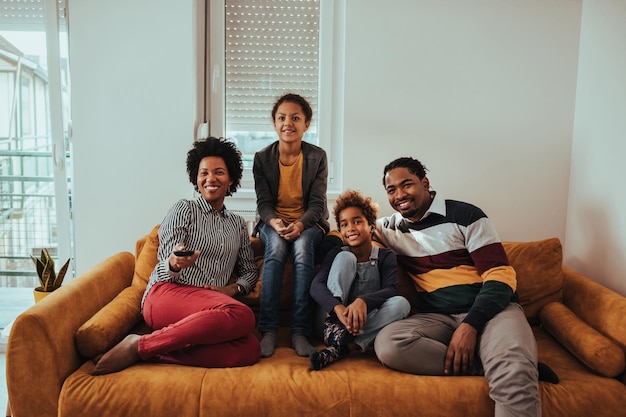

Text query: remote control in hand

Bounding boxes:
[174,250,194,257]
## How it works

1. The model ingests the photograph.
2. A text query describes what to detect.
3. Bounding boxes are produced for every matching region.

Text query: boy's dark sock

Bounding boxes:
[538,361,559,384]
[310,346,343,371]
[323,315,353,347]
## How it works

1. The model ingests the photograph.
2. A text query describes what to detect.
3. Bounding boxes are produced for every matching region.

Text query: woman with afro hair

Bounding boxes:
[92,137,260,375]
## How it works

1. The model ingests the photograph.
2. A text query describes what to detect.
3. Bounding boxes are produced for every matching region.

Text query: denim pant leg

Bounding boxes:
[290,226,324,336]
[355,295,411,350]
[327,251,357,303]
[258,222,290,334]
[311,251,355,340]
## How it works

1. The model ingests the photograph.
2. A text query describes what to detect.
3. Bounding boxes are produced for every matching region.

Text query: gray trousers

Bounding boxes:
[374,303,540,417]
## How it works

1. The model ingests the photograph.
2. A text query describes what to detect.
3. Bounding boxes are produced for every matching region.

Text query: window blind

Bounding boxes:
[0,0,66,33]
[225,0,320,132]
[0,0,44,30]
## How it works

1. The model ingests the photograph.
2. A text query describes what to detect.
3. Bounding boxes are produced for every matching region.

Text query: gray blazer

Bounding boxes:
[253,141,330,234]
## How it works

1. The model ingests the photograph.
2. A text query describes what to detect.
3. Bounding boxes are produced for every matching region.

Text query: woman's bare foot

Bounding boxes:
[92,334,141,375]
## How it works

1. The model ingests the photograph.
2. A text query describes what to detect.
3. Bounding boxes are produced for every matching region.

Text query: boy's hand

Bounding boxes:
[333,304,353,332]
[344,298,367,336]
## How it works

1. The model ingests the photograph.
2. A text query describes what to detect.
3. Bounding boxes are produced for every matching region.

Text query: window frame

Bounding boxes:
[205,0,345,203]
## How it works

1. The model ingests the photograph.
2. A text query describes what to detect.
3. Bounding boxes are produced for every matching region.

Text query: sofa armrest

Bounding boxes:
[562,266,626,353]
[6,252,135,417]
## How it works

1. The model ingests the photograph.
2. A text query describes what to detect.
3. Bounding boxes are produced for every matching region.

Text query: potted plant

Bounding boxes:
[31,248,70,303]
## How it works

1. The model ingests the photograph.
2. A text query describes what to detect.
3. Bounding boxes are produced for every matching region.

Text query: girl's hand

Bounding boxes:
[271,218,288,236]
[283,221,304,241]
[168,244,200,272]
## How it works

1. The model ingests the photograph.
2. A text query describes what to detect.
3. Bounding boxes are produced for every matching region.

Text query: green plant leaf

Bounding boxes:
[41,267,55,292]
[53,259,70,289]
[31,256,47,287]
[43,248,55,271]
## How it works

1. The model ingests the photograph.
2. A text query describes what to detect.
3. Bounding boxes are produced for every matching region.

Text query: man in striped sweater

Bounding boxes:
[373,157,541,417]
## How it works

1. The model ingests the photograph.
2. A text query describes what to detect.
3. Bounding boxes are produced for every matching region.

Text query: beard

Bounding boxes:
[394,199,419,219]
[399,207,419,219]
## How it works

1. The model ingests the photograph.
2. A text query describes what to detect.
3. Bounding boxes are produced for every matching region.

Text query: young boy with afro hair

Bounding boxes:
[309,190,410,370]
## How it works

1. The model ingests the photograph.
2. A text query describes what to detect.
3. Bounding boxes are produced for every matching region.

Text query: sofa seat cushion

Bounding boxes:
[59,326,626,417]
[60,361,205,416]
[534,327,626,417]
[60,349,493,417]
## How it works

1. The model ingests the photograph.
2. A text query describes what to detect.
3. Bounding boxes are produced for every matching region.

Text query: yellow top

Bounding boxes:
[275,152,304,225]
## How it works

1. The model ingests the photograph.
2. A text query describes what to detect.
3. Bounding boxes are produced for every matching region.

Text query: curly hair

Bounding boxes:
[271,93,313,123]
[186,137,243,196]
[333,189,379,228]
[382,157,428,186]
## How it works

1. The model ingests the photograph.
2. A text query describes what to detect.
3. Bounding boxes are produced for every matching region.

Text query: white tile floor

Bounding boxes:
[0,288,37,416]
[1,352,7,415]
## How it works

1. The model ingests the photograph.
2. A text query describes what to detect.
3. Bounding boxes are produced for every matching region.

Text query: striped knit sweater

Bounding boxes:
[375,192,517,332]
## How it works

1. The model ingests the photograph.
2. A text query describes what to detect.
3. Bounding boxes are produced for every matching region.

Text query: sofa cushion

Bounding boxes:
[502,238,563,323]
[75,225,160,358]
[540,301,626,377]
[131,224,161,287]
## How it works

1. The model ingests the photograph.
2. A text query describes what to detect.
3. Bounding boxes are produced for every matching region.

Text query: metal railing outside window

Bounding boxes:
[0,0,73,331]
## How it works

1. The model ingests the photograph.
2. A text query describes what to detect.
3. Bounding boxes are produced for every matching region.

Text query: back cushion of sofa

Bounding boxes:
[502,238,563,323]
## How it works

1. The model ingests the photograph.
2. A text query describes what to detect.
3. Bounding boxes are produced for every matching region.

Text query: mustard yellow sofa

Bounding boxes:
[6,226,626,417]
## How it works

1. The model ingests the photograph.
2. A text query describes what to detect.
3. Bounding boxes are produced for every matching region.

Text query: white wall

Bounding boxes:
[565,0,626,296]
[70,1,626,297]
[69,0,202,273]
[340,0,581,244]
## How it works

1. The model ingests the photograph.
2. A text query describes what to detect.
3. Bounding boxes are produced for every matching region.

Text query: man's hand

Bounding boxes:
[444,322,478,376]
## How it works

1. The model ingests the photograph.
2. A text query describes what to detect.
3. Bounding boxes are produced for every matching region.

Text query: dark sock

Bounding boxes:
[292,334,316,357]
[310,346,343,371]
[260,332,277,358]
[538,361,559,384]
[322,315,353,347]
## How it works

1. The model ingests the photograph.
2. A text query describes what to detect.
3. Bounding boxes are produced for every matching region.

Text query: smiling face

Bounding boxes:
[197,156,232,211]
[273,101,310,144]
[384,167,432,222]
[338,206,374,249]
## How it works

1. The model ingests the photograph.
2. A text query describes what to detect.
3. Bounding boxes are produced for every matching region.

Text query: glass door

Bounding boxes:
[0,0,73,335]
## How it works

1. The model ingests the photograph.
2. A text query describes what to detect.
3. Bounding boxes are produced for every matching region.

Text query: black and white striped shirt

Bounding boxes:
[142,197,257,305]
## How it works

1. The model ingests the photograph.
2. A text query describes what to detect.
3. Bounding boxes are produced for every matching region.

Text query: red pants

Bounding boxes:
[141,282,260,368]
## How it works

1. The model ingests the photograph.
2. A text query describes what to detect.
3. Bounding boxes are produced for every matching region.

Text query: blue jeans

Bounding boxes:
[258,222,323,336]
